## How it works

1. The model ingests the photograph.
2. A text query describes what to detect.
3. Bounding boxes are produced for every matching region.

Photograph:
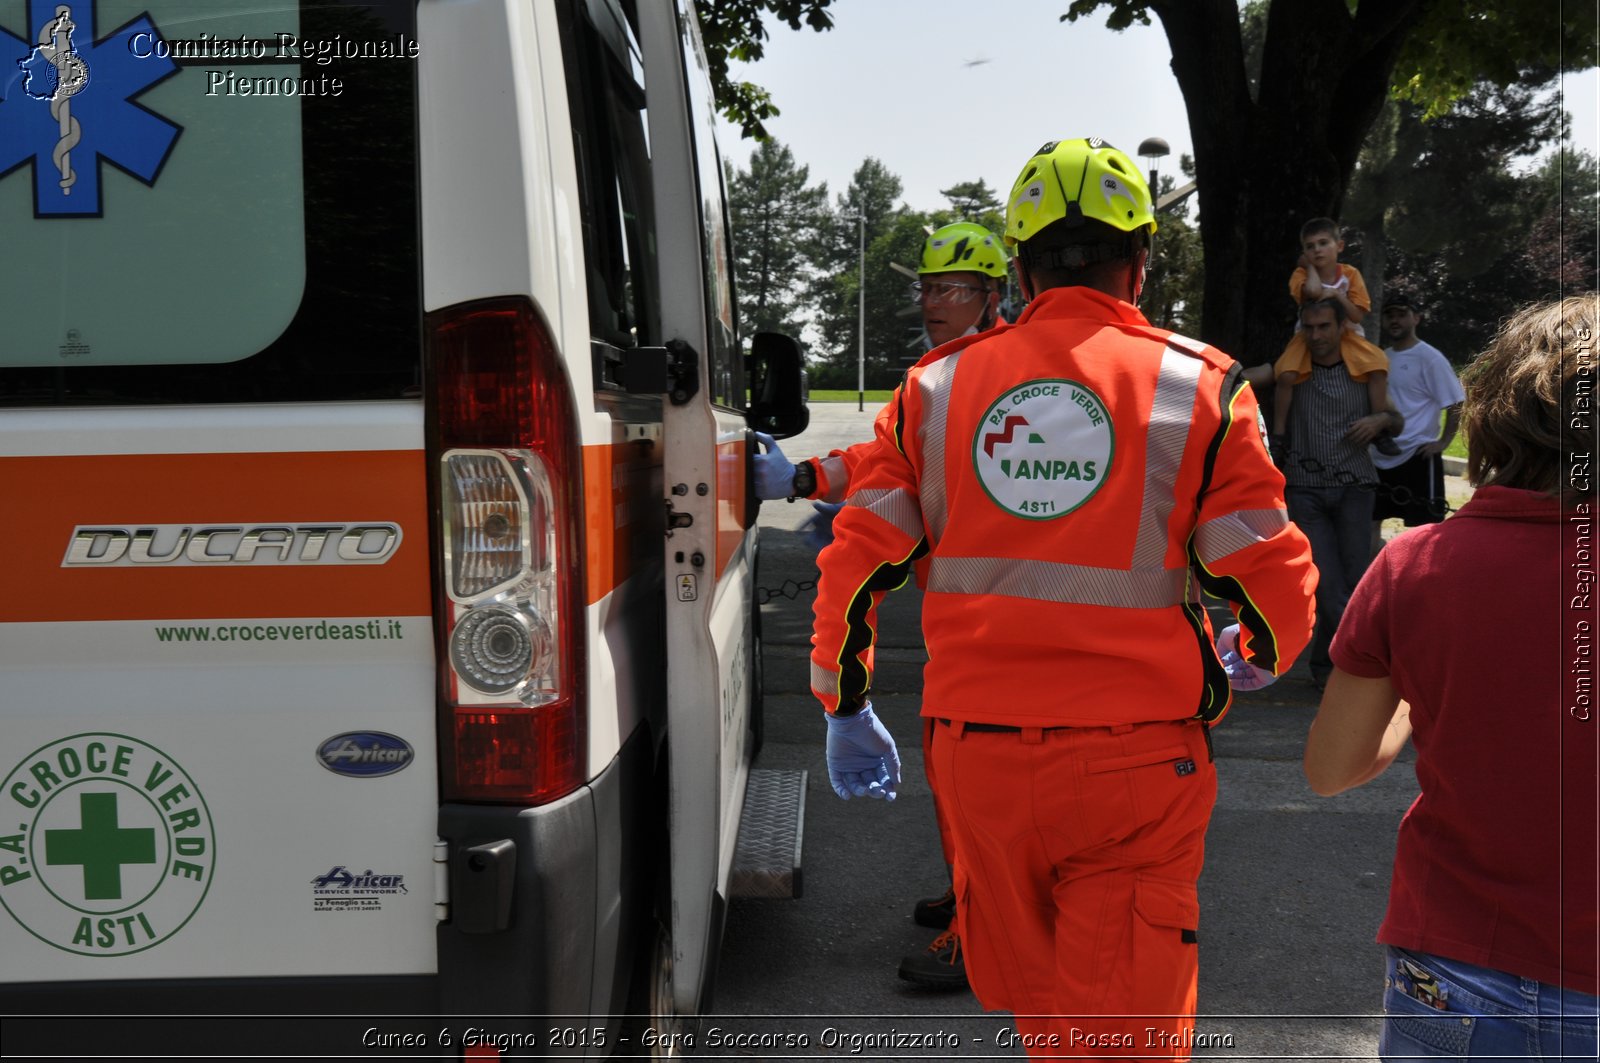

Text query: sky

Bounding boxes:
[718,1,1599,216]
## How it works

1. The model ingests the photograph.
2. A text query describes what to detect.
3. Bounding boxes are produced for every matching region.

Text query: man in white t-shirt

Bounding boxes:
[1371,293,1465,552]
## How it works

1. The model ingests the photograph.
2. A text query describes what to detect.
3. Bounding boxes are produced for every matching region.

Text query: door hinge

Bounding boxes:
[433,838,449,922]
[621,339,700,405]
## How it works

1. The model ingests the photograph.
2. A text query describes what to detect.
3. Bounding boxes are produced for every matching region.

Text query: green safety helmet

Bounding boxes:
[919,222,1009,280]
[1004,138,1157,247]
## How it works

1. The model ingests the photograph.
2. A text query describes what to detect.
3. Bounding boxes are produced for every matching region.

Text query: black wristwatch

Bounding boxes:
[790,459,816,500]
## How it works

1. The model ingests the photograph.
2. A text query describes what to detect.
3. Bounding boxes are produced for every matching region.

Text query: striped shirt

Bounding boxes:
[1283,359,1378,487]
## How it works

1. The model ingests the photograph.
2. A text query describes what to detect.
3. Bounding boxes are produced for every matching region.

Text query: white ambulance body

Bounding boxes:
[0,0,804,1050]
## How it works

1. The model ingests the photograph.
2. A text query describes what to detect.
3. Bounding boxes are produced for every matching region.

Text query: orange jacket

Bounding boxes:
[804,326,1014,503]
[810,286,1317,726]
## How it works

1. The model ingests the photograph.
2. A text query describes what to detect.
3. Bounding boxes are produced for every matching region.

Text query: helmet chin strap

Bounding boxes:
[978,290,1000,331]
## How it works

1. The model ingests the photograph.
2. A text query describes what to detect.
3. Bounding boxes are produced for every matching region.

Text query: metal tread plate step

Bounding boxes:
[729,768,805,899]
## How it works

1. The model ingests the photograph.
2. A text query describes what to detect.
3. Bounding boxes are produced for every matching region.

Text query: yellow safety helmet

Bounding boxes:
[1004,138,1157,248]
[919,222,1008,279]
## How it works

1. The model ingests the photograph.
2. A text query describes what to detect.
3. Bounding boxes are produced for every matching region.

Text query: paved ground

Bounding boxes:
[706,403,1469,1060]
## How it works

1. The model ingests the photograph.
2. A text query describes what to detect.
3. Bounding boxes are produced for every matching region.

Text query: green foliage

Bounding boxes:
[939,179,1002,220]
[1057,0,1597,362]
[1061,0,1150,32]
[727,140,830,337]
[810,210,934,388]
[697,0,837,139]
[1394,5,1597,118]
[807,160,921,387]
[1376,149,1598,367]
[1141,169,1205,334]
[1067,0,1592,117]
[1342,67,1583,364]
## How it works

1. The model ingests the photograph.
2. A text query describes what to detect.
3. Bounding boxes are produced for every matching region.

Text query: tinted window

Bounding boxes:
[560,0,659,374]
[678,13,741,409]
[0,0,419,406]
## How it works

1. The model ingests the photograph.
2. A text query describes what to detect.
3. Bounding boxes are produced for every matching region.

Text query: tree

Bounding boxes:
[1377,149,1598,365]
[808,159,912,385]
[697,0,837,139]
[1141,167,1205,335]
[1343,74,1564,335]
[940,179,1002,220]
[727,139,829,337]
[1061,0,1596,364]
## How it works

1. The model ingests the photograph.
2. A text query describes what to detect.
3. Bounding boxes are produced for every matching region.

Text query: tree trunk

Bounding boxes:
[1151,0,1429,365]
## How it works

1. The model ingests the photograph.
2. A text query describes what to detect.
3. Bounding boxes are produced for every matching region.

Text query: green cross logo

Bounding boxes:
[45,792,157,900]
[1,733,214,956]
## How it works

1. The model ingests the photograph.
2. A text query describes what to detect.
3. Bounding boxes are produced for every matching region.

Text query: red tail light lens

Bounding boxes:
[427,298,586,805]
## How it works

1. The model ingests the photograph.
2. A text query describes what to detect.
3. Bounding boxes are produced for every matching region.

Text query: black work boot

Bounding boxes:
[911,885,955,930]
[897,929,968,990]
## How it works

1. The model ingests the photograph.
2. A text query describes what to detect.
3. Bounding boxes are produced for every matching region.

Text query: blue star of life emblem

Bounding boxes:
[1,1,181,217]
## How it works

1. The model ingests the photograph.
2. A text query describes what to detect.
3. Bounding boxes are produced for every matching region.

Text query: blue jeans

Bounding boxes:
[1285,485,1373,683]
[1380,947,1599,1060]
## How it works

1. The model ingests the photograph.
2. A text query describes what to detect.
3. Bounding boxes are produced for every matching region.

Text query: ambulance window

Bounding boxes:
[678,16,741,409]
[0,0,420,407]
[563,0,660,355]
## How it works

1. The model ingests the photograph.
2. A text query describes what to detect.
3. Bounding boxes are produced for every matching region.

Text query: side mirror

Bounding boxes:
[746,331,809,439]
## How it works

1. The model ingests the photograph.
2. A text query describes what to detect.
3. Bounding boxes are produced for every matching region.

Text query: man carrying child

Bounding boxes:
[1270,217,1399,458]
[1281,299,1403,691]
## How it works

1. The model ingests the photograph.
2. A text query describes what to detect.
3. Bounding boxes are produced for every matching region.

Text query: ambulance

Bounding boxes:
[0,0,807,1052]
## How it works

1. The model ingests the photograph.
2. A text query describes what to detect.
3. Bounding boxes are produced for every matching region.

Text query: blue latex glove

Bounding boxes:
[824,702,901,801]
[800,501,843,551]
[1216,624,1277,691]
[752,432,798,501]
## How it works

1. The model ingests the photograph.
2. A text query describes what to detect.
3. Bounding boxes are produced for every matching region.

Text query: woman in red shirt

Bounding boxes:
[1304,294,1598,1059]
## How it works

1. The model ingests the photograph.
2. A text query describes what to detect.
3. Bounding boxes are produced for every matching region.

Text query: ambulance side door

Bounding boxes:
[638,0,753,1015]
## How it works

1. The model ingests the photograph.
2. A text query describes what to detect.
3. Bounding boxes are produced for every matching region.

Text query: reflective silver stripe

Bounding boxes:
[811,660,841,695]
[1195,508,1290,565]
[845,487,923,542]
[1130,345,1204,569]
[927,556,1188,609]
[917,353,962,544]
[817,455,849,503]
[1164,332,1209,358]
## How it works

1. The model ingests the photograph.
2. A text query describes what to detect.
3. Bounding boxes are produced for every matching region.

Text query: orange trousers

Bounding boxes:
[930,717,1216,1061]
[922,717,955,863]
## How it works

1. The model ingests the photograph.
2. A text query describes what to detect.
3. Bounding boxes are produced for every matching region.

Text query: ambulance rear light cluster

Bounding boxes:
[427,297,586,806]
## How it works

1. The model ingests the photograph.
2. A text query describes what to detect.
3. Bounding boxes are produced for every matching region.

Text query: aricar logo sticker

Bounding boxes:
[1,1,182,217]
[973,378,1115,520]
[0,734,215,956]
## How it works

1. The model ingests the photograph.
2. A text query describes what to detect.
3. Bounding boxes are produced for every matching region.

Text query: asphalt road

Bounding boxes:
[704,402,1428,1061]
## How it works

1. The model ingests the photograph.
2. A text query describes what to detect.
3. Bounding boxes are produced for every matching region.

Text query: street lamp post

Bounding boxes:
[1137,136,1170,198]
[854,209,865,412]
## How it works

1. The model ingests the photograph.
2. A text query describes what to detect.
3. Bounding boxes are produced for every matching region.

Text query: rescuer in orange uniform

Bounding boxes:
[810,138,1317,1058]
[757,220,1014,989]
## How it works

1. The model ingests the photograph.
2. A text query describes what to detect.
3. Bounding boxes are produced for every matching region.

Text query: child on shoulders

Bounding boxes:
[1271,217,1398,455]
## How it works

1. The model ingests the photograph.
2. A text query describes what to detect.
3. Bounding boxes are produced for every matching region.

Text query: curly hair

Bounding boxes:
[1462,294,1599,501]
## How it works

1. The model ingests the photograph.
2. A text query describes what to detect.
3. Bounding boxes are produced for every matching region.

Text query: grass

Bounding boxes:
[808,389,896,404]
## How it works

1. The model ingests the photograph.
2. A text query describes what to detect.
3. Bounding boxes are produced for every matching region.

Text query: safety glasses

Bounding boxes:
[909,280,988,306]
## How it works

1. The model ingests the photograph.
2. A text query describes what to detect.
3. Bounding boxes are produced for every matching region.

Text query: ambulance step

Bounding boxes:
[730,769,806,899]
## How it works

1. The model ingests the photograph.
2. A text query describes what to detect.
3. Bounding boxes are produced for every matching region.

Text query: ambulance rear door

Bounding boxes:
[0,0,437,1004]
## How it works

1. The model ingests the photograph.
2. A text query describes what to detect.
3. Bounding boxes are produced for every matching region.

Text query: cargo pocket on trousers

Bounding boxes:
[1134,876,1199,945]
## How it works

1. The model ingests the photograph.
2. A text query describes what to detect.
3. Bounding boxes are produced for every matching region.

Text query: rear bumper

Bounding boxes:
[0,724,656,1057]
